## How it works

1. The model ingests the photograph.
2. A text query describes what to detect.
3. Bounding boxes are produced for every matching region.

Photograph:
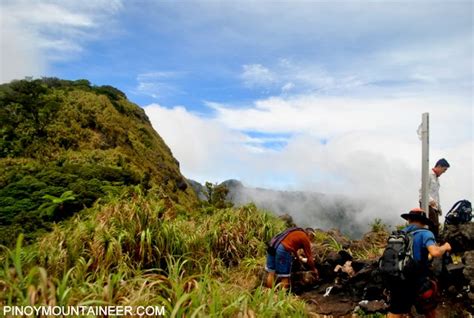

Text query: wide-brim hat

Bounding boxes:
[401,208,434,228]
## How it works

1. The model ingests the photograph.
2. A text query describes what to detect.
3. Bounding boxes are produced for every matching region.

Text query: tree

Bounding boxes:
[205,182,231,209]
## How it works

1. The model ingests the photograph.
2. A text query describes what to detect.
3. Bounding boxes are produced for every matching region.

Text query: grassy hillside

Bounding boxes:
[0,78,313,316]
[0,78,196,246]
[0,188,311,316]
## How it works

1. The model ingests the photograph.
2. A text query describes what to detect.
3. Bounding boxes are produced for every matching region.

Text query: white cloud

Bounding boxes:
[241,64,277,88]
[134,71,185,99]
[240,60,345,93]
[210,95,472,147]
[137,71,183,82]
[0,19,46,82]
[144,103,250,182]
[135,82,181,99]
[238,34,472,97]
[281,82,295,93]
[144,93,473,228]
[11,3,95,27]
[0,0,122,83]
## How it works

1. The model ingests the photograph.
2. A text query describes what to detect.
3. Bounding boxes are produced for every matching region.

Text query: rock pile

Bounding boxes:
[441,223,474,311]
[281,223,474,316]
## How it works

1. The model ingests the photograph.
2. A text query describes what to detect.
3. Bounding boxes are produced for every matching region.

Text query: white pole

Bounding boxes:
[421,113,430,214]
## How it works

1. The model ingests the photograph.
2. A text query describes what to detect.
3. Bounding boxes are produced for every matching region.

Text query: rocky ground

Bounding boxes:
[261,222,474,317]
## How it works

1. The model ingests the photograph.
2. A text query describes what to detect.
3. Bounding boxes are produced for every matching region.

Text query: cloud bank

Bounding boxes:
[145,93,473,228]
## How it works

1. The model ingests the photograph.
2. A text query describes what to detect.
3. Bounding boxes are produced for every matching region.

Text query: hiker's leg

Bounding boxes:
[265,253,276,288]
[388,283,414,318]
[280,277,290,289]
[275,244,292,289]
[265,272,275,288]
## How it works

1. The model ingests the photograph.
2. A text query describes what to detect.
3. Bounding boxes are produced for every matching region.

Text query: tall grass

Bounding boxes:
[0,187,307,316]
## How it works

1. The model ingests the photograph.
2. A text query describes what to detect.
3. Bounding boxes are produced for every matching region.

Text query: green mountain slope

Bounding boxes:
[0,78,196,246]
[0,78,308,316]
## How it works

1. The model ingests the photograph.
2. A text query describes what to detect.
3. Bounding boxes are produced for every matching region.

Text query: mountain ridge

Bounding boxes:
[0,78,196,246]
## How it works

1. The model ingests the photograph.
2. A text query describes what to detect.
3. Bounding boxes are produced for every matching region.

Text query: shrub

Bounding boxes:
[370,218,388,233]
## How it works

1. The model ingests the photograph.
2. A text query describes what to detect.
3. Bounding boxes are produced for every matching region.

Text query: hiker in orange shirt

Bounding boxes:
[265,227,318,289]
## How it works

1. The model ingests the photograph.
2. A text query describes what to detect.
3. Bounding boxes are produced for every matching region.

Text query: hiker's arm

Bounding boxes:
[302,241,315,270]
[428,242,451,258]
[428,175,438,208]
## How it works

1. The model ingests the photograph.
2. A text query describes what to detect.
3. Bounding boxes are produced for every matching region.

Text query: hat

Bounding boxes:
[401,208,434,227]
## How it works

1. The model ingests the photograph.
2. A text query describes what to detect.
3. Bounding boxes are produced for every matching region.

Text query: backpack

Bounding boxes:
[445,200,472,225]
[266,227,303,256]
[378,228,426,282]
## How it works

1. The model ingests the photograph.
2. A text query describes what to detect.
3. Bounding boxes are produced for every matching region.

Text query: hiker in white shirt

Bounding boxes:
[419,158,450,238]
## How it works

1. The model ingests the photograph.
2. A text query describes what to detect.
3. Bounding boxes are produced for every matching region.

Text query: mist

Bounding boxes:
[147,98,473,239]
[228,183,369,238]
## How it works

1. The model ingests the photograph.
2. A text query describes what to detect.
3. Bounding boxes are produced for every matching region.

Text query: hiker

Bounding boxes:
[265,227,318,289]
[387,208,451,318]
[419,158,450,238]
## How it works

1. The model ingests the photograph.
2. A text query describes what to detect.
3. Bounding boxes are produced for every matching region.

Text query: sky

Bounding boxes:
[1,0,473,226]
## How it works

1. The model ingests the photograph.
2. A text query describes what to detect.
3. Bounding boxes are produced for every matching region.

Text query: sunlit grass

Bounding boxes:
[0,188,309,316]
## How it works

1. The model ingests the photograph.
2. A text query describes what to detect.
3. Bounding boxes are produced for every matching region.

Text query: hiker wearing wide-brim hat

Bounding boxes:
[400,207,434,229]
[386,208,452,318]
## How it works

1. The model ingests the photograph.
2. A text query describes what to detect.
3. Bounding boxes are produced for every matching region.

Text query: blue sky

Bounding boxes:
[2,0,473,224]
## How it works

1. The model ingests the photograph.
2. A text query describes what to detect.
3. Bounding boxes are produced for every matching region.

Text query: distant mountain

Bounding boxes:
[186,179,208,200]
[0,78,196,246]
[189,179,368,238]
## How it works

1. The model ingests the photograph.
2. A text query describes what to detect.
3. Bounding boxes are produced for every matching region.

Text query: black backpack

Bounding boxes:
[266,227,303,256]
[445,200,472,225]
[379,228,426,282]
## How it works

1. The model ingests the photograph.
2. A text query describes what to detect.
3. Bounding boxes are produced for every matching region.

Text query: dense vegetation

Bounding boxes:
[0,187,312,316]
[0,78,195,247]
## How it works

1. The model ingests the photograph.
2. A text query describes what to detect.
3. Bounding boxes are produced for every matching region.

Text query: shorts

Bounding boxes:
[388,278,438,315]
[265,244,293,277]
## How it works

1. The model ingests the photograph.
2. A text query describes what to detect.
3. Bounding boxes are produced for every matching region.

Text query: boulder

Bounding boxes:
[358,300,389,313]
[441,223,474,253]
[326,228,351,248]
[463,250,474,288]
[325,250,353,266]
[347,260,384,299]
[291,271,319,292]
